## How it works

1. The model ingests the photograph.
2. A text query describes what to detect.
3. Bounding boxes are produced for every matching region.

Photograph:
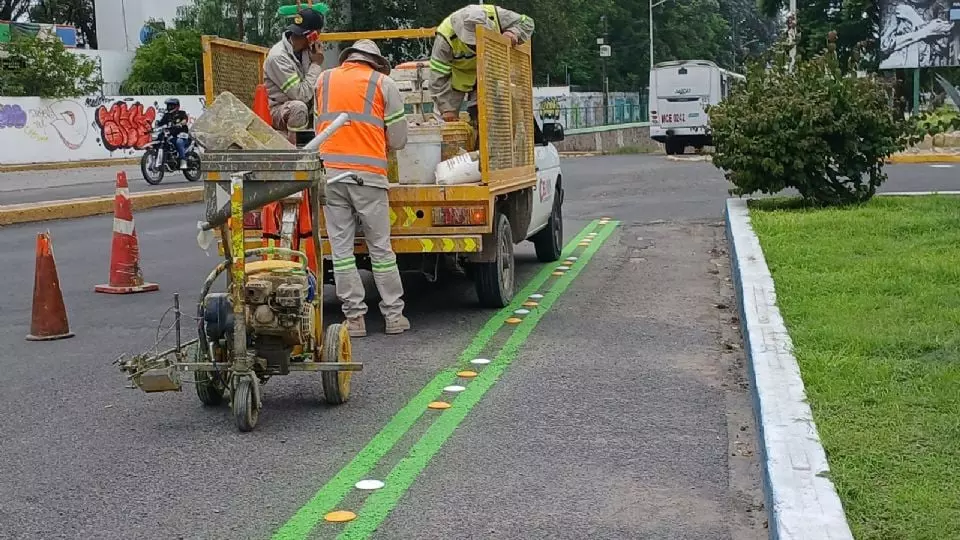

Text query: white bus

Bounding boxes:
[648,60,745,155]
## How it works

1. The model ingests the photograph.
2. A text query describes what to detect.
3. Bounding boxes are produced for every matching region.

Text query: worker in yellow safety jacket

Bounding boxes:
[429,4,535,124]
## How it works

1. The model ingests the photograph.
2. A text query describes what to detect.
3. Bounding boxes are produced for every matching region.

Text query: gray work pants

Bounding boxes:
[323,182,405,320]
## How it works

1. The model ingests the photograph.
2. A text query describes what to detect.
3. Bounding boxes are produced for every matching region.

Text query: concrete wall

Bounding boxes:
[0,95,204,166]
[554,123,662,154]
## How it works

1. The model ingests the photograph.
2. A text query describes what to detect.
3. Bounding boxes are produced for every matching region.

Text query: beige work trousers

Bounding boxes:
[323,182,405,320]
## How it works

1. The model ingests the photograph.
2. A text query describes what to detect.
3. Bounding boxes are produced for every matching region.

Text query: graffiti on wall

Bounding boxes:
[534,87,643,129]
[538,96,564,122]
[0,95,204,166]
[0,104,27,129]
[24,100,89,149]
[95,101,157,151]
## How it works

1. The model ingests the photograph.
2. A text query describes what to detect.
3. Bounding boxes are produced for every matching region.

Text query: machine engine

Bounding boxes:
[203,265,316,376]
[244,269,314,346]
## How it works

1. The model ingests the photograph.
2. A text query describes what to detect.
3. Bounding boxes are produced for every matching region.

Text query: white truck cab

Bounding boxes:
[649,59,744,155]
[525,114,565,260]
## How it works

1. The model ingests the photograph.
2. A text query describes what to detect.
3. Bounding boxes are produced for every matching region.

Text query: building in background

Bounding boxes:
[0,20,77,47]
[95,0,192,51]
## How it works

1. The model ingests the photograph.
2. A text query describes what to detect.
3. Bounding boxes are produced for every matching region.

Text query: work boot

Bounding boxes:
[179,159,188,170]
[385,315,411,335]
[346,316,367,338]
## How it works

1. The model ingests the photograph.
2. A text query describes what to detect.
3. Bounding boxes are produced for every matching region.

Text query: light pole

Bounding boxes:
[599,15,610,125]
[649,0,668,76]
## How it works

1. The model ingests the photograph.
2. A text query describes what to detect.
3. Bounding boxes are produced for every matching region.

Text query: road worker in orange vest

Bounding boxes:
[316,40,410,338]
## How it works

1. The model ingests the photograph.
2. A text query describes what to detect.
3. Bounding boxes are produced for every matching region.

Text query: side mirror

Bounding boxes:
[542,122,564,143]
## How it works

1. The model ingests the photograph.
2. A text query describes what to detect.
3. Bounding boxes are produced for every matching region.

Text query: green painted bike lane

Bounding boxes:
[273,218,620,540]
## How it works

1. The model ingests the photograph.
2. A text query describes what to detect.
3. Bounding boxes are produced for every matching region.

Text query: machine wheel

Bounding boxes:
[194,370,225,406]
[321,323,353,405]
[140,149,164,185]
[474,211,515,308]
[183,151,202,182]
[533,188,563,262]
[232,377,259,432]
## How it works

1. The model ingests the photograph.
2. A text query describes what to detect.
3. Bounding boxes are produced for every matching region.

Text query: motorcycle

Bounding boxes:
[140,124,202,185]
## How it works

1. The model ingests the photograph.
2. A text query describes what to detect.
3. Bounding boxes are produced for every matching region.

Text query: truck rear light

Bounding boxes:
[243,211,262,230]
[432,207,486,226]
[651,111,659,125]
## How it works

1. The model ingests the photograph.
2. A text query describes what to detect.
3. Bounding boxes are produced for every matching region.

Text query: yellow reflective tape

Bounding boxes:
[464,237,477,251]
[442,238,455,252]
[389,207,398,226]
[404,207,417,227]
[421,238,434,252]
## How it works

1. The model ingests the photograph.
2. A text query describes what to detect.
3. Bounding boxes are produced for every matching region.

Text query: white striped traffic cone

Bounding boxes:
[95,171,159,294]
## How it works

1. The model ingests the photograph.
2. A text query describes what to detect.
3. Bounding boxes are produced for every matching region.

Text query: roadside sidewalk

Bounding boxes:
[0,165,195,206]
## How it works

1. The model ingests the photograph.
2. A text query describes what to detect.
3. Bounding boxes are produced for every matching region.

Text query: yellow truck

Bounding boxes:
[202,26,566,308]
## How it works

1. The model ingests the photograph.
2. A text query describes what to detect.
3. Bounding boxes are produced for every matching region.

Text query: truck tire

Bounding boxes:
[474,211,515,308]
[533,188,563,262]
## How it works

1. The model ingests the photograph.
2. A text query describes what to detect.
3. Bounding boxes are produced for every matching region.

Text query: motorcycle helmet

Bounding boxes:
[164,98,180,111]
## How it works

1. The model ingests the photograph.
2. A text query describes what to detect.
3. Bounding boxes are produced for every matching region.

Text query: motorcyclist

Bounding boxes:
[156,98,190,170]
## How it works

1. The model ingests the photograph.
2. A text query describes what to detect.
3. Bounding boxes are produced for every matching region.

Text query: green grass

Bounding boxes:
[749,196,960,540]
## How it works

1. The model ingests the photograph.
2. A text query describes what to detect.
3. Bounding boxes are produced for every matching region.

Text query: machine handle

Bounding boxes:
[302,112,350,152]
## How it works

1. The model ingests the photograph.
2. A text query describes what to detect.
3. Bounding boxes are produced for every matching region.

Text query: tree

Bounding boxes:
[0,33,102,97]
[123,26,204,95]
[0,0,31,21]
[28,0,97,49]
[710,37,911,206]
[176,0,290,47]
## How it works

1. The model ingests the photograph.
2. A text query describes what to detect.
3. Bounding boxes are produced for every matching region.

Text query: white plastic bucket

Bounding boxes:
[396,126,443,184]
[436,151,482,186]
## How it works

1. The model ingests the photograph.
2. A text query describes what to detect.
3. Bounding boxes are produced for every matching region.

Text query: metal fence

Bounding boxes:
[539,103,648,130]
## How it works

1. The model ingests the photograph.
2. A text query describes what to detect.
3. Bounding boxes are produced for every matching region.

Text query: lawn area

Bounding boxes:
[749,195,960,540]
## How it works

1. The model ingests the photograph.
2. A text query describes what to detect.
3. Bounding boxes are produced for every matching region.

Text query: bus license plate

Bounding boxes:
[661,113,686,124]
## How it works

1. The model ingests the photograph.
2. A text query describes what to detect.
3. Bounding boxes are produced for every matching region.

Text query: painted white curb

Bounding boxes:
[725,198,854,540]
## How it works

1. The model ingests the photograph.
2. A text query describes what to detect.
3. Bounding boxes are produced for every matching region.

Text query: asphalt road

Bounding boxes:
[3,154,949,539]
[0,159,957,206]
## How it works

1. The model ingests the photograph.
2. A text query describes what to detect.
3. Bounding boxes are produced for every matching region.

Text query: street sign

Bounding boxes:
[596,37,605,45]
[599,45,612,57]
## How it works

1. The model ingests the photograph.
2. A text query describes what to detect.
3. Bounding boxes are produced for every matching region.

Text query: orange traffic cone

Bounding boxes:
[26,231,75,341]
[253,84,272,126]
[95,171,160,294]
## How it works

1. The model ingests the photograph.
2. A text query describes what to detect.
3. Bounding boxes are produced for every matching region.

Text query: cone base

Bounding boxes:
[95,283,160,294]
[26,331,75,342]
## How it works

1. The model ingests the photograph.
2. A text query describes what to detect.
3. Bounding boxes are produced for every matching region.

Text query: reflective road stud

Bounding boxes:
[325,510,357,523]
[355,480,385,491]
[523,301,539,308]
[556,266,570,271]
[457,370,478,378]
[514,309,530,315]
[444,385,466,393]
[471,358,491,365]
[428,401,452,410]
[529,294,544,300]
[506,317,524,324]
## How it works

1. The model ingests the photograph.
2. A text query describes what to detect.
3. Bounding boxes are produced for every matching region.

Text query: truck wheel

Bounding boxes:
[474,211,515,308]
[533,190,563,262]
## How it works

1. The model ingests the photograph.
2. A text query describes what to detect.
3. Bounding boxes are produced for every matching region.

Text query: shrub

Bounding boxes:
[709,37,912,206]
[123,25,203,95]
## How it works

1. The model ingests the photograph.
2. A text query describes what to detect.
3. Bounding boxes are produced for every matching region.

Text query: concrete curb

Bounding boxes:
[0,157,139,173]
[666,154,712,162]
[725,197,854,540]
[0,186,202,226]
[886,153,960,164]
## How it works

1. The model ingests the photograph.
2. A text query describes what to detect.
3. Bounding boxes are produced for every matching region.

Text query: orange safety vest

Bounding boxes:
[260,196,317,274]
[315,62,389,176]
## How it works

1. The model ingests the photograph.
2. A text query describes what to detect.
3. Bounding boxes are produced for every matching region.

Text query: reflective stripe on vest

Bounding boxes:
[435,5,501,93]
[315,63,389,175]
